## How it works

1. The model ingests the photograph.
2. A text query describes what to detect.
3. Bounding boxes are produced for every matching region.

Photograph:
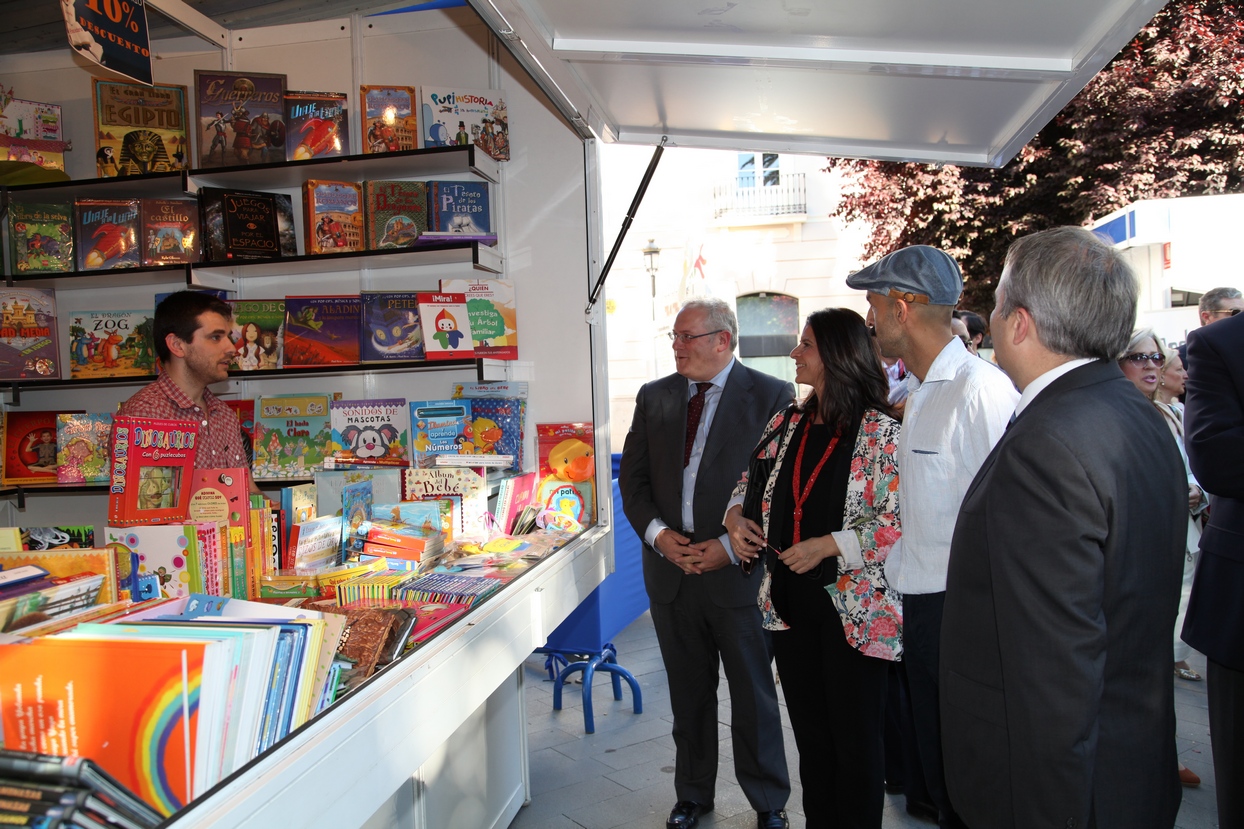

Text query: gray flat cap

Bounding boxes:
[846,245,963,306]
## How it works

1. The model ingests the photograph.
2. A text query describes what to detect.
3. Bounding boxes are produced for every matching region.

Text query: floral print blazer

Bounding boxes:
[731,406,903,660]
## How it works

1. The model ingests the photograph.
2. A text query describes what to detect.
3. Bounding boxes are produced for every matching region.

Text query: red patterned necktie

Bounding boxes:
[684,382,712,468]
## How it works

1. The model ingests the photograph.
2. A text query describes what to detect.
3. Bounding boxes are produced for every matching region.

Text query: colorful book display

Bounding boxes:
[416,293,474,360]
[19,525,96,551]
[361,85,417,153]
[284,90,349,160]
[108,416,199,526]
[283,295,361,366]
[419,87,509,161]
[92,79,189,177]
[254,394,332,479]
[410,399,472,468]
[3,410,68,485]
[362,180,427,249]
[439,278,516,359]
[304,180,364,254]
[194,69,287,167]
[456,394,525,471]
[105,523,199,600]
[359,292,424,361]
[75,199,141,270]
[536,422,596,528]
[68,309,156,378]
[141,198,201,265]
[426,181,491,235]
[199,187,283,261]
[8,202,73,273]
[56,413,112,483]
[289,514,343,572]
[328,398,411,468]
[0,287,59,379]
[228,299,285,370]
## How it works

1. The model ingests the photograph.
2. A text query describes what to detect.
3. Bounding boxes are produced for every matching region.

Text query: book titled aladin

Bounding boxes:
[0,287,59,379]
[283,295,361,366]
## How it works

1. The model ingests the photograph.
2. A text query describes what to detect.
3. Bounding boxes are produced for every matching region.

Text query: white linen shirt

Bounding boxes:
[885,339,1019,594]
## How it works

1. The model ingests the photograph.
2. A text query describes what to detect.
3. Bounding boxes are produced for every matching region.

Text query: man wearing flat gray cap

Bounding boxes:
[850,245,1018,828]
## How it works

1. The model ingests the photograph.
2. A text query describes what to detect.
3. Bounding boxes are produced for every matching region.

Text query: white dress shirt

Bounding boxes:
[644,359,737,561]
[1014,357,1093,416]
[885,338,1019,595]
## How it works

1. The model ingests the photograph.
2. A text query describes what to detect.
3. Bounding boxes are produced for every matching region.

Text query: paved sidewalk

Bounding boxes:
[511,611,1220,829]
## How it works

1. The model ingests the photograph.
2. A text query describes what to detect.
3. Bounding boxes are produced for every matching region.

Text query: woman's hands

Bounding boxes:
[725,505,765,564]
[778,535,841,575]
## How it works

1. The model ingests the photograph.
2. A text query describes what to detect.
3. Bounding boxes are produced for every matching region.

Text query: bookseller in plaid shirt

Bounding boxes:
[117,291,262,495]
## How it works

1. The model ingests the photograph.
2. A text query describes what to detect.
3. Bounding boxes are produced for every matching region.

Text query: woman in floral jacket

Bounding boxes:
[724,307,901,829]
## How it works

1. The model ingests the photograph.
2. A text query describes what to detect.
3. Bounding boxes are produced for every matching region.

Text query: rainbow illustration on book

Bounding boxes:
[136,660,201,815]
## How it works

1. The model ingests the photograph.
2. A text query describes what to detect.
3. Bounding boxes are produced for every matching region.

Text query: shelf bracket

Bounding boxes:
[9,384,20,406]
[15,487,25,510]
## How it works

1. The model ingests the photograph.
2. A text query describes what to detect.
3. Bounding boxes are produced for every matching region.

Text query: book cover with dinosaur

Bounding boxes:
[68,309,156,378]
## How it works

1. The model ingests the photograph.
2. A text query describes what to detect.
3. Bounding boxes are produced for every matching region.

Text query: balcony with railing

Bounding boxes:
[712,173,807,221]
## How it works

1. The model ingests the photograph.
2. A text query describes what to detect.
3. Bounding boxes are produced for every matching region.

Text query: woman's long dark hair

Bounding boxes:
[799,307,893,429]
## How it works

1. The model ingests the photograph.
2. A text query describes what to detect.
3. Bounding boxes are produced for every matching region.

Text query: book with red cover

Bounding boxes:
[108,416,199,526]
[4,410,77,485]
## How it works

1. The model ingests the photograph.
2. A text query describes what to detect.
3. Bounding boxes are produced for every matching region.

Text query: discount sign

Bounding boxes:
[63,0,153,85]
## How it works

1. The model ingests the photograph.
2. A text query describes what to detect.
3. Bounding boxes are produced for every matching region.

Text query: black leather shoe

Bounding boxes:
[757,809,789,829]
[667,801,712,829]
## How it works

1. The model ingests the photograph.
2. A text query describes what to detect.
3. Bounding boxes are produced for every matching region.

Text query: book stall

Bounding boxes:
[0,6,611,828]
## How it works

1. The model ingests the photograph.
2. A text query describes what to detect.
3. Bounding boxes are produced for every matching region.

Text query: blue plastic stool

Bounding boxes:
[535,643,642,734]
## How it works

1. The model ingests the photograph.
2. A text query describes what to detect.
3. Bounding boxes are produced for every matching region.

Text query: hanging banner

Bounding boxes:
[63,0,153,86]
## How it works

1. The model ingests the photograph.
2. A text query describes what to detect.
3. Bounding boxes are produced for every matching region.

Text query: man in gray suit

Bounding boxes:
[620,298,793,829]
[940,227,1186,828]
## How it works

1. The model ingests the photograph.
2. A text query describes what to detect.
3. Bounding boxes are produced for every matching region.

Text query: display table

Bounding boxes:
[161,526,612,829]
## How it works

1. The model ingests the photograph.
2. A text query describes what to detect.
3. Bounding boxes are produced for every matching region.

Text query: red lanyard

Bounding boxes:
[791,420,842,544]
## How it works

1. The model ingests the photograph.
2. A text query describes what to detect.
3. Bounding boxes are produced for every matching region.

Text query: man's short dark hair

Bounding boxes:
[953,309,987,342]
[154,291,232,362]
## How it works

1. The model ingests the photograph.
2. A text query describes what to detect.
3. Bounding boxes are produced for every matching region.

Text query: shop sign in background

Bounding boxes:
[63,0,152,86]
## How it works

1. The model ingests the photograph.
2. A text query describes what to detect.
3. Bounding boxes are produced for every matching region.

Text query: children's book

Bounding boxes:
[339,480,373,557]
[187,468,252,596]
[401,466,489,542]
[288,514,343,572]
[280,483,317,565]
[20,525,96,550]
[0,287,59,379]
[439,278,517,359]
[104,523,200,601]
[313,469,403,518]
[107,416,199,526]
[361,85,417,153]
[457,395,525,471]
[371,500,446,535]
[56,413,112,483]
[8,202,73,274]
[199,187,283,262]
[228,299,285,370]
[409,399,472,468]
[362,180,427,249]
[226,398,255,448]
[0,546,117,605]
[416,293,474,361]
[494,471,539,535]
[419,87,509,161]
[142,198,201,266]
[68,309,156,378]
[254,393,332,479]
[283,296,361,366]
[426,181,491,234]
[4,410,73,485]
[359,292,424,362]
[327,398,411,468]
[0,636,221,815]
[92,79,189,177]
[303,180,364,255]
[535,423,596,528]
[75,198,141,270]
[284,90,349,160]
[193,69,287,168]
[0,749,166,828]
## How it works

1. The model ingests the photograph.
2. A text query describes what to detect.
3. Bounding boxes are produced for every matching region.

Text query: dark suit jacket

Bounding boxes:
[940,360,1185,829]
[619,361,793,607]
[1182,313,1244,670]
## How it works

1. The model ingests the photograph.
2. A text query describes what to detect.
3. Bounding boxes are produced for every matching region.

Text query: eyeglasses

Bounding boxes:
[1211,308,1242,317]
[1121,352,1166,366]
[740,540,783,576]
[668,329,723,344]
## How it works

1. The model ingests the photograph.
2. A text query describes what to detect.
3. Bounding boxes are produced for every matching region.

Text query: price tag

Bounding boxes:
[63,0,153,86]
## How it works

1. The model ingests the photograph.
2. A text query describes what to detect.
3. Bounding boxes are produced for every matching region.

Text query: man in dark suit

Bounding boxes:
[620,298,793,829]
[1182,310,1244,829]
[940,226,1186,829]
